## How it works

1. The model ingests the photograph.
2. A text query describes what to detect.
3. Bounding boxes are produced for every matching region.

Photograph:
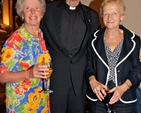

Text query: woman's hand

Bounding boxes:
[0,64,51,83]
[108,83,129,104]
[26,64,49,79]
[89,76,108,101]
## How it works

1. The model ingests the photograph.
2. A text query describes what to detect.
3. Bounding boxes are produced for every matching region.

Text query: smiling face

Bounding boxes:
[65,0,80,7]
[23,0,43,27]
[102,2,125,30]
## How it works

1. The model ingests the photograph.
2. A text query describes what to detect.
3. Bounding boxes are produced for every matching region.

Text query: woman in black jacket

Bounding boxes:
[86,0,141,113]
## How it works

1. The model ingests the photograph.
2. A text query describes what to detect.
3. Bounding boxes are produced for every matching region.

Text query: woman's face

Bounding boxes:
[23,0,42,27]
[102,3,124,30]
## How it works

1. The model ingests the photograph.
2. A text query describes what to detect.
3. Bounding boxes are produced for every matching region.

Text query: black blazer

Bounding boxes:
[86,25,141,104]
[41,1,100,95]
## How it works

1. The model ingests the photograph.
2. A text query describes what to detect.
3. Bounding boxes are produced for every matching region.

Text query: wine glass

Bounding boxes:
[38,57,53,93]
[43,61,53,93]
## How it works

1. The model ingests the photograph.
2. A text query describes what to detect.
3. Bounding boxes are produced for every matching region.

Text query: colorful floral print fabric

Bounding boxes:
[0,25,51,113]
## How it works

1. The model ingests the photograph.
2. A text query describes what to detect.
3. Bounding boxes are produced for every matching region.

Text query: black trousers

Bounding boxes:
[87,99,135,113]
[50,80,86,113]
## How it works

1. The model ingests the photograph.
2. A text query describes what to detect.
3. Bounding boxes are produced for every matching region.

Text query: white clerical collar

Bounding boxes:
[69,6,76,10]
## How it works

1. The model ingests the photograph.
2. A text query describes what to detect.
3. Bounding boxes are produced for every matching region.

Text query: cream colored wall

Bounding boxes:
[81,0,141,37]
[121,0,141,37]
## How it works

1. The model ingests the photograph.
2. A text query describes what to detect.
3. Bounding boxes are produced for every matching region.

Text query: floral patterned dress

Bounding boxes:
[0,25,51,113]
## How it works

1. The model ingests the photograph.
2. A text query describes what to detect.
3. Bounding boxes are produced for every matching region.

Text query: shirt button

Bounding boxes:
[117,70,120,73]
[118,82,122,85]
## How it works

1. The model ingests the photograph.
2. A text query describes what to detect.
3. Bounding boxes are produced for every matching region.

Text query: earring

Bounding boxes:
[22,16,24,21]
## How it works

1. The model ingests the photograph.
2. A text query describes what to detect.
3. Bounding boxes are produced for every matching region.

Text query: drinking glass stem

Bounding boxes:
[43,78,51,91]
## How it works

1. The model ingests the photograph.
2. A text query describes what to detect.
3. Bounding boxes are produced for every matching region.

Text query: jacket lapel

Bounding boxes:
[79,4,92,48]
[53,2,69,55]
[93,30,109,66]
[117,28,135,64]
[53,2,62,47]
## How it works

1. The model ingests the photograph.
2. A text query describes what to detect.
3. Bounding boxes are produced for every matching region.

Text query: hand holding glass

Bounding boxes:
[43,62,53,93]
[38,57,53,93]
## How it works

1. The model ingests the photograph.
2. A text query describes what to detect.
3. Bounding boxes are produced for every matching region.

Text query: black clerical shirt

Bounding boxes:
[61,2,86,58]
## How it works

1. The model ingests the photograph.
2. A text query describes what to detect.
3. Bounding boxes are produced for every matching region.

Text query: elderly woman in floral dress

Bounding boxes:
[0,0,51,112]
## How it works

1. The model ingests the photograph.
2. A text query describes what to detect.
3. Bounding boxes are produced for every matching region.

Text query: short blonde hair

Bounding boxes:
[15,0,46,18]
[100,0,126,17]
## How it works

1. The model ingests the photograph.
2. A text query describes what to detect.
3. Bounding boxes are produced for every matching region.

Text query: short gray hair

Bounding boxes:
[15,0,46,18]
[100,0,125,17]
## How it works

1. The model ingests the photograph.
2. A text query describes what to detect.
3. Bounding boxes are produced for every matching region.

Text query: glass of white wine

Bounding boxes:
[43,61,53,93]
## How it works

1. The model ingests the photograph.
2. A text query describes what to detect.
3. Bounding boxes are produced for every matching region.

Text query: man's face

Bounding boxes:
[65,0,80,7]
